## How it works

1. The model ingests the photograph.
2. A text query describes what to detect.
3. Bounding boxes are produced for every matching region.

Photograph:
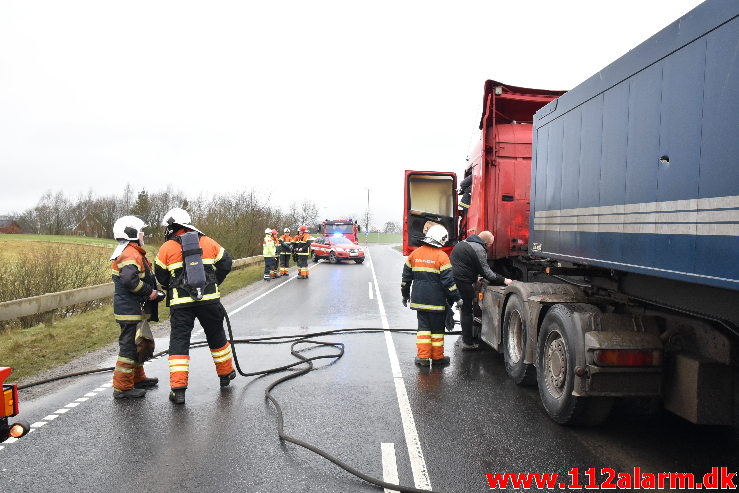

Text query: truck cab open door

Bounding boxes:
[403,171,458,255]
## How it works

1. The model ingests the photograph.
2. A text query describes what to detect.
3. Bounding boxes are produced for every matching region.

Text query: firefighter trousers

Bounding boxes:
[263,257,277,279]
[167,303,234,389]
[415,311,446,361]
[113,322,150,391]
[296,253,309,277]
[279,252,291,275]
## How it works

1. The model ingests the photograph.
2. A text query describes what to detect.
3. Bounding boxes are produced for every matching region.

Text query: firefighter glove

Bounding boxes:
[402,297,408,307]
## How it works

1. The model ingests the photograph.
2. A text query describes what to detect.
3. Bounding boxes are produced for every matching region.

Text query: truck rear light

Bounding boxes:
[478,292,484,301]
[593,349,661,367]
[9,422,29,438]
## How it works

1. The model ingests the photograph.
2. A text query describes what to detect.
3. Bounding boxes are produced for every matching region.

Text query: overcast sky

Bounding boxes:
[0,0,705,227]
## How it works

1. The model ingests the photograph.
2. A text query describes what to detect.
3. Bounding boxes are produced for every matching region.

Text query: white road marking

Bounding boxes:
[75,397,89,402]
[3,438,17,444]
[367,249,432,491]
[227,262,320,317]
[30,421,47,428]
[93,387,106,392]
[84,392,97,397]
[43,415,59,421]
[368,281,374,300]
[64,402,80,408]
[101,382,113,388]
[54,408,70,414]
[381,442,400,493]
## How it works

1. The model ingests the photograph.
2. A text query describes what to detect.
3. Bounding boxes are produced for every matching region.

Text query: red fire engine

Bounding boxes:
[319,219,361,244]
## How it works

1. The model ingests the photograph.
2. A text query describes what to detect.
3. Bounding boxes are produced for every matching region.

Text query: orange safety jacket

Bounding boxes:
[111,243,158,322]
[278,234,293,254]
[401,244,460,311]
[154,229,232,307]
[292,232,312,255]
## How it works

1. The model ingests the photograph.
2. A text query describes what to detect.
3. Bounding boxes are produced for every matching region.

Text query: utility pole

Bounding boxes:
[364,188,370,245]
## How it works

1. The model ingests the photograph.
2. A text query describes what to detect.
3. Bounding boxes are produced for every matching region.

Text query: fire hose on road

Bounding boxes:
[17,303,462,493]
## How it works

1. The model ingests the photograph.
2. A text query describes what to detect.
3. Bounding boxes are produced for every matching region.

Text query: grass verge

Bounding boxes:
[0,234,118,247]
[0,263,263,381]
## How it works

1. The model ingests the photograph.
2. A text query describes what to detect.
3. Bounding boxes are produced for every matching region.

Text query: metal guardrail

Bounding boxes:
[0,255,263,322]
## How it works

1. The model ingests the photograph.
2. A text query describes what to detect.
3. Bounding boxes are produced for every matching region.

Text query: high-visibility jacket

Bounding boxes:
[292,232,312,255]
[112,243,157,322]
[155,229,232,307]
[277,234,293,254]
[262,234,276,257]
[401,244,461,312]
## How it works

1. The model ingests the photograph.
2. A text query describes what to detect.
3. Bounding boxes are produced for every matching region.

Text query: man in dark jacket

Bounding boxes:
[450,231,511,350]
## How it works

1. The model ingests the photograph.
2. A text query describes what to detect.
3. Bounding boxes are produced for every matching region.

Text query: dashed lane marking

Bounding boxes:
[369,281,374,300]
[381,442,400,493]
[367,249,432,490]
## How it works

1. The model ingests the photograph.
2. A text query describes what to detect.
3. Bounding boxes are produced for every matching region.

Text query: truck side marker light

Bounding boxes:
[593,349,661,367]
[478,293,484,301]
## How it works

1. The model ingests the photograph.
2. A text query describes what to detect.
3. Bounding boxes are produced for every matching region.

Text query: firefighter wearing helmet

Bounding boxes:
[262,228,277,280]
[401,224,462,367]
[277,228,293,276]
[154,208,235,404]
[292,225,312,279]
[110,216,161,399]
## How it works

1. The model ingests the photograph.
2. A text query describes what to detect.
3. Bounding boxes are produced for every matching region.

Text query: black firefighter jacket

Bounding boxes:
[401,245,461,312]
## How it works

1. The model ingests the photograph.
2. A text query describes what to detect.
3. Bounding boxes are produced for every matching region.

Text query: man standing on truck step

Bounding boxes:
[402,224,462,367]
[155,208,235,405]
[450,231,511,350]
[110,216,161,399]
[278,228,293,276]
[293,225,312,279]
[262,228,277,280]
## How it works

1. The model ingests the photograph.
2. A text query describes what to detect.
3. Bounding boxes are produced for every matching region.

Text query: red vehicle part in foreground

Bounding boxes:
[1,366,29,442]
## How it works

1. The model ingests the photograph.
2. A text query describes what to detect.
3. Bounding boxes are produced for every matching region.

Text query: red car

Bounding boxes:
[311,235,365,264]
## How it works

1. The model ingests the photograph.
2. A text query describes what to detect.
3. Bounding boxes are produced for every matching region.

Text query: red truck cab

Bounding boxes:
[403,81,563,259]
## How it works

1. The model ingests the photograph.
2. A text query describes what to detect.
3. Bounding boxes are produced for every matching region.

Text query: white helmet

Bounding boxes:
[423,224,449,248]
[162,208,202,238]
[284,228,290,233]
[113,216,147,242]
[265,228,272,234]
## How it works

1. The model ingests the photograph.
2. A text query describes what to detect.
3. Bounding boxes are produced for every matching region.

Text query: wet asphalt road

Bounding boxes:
[1,244,737,492]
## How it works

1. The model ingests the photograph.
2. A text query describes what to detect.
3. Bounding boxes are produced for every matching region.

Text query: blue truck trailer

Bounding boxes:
[404,0,739,426]
[524,0,739,425]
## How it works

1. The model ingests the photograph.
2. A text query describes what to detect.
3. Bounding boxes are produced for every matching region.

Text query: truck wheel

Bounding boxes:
[355,258,364,264]
[312,252,319,263]
[536,304,613,426]
[329,252,338,264]
[502,294,536,386]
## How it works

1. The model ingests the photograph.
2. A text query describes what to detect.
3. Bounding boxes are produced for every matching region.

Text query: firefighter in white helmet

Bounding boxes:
[401,224,462,367]
[262,228,277,280]
[110,216,160,399]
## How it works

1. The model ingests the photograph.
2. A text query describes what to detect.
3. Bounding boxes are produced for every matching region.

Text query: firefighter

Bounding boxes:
[292,225,312,279]
[262,228,277,280]
[277,228,293,276]
[401,224,462,367]
[155,208,235,405]
[110,216,160,399]
[271,229,280,277]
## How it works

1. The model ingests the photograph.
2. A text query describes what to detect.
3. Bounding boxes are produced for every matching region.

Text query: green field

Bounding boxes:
[361,233,401,243]
[0,233,118,247]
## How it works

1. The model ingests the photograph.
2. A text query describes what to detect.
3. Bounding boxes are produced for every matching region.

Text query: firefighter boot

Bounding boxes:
[133,365,159,389]
[432,356,451,367]
[220,370,236,387]
[169,388,186,404]
[414,357,431,367]
[113,388,146,399]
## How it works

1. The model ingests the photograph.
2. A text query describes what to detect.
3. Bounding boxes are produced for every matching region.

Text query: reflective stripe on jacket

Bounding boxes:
[154,230,232,307]
[292,233,312,255]
[278,234,293,254]
[112,243,156,322]
[401,245,461,311]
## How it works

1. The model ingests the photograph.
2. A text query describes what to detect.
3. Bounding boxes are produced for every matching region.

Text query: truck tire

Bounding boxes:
[536,304,613,426]
[502,294,536,386]
[329,251,338,264]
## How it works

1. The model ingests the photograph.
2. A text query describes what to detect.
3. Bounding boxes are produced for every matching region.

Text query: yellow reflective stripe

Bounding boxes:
[202,258,215,265]
[449,285,458,292]
[168,358,190,365]
[409,303,445,311]
[214,247,225,262]
[440,263,452,271]
[138,271,146,278]
[431,342,444,346]
[416,331,431,336]
[405,260,411,267]
[212,354,232,363]
[155,257,167,269]
[115,368,134,373]
[117,260,139,269]
[169,291,221,306]
[411,267,440,274]
[114,313,144,321]
[111,269,120,276]
[210,345,232,357]
[169,366,189,373]
[117,356,136,364]
[167,261,183,271]
[460,202,470,208]
[132,281,144,293]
